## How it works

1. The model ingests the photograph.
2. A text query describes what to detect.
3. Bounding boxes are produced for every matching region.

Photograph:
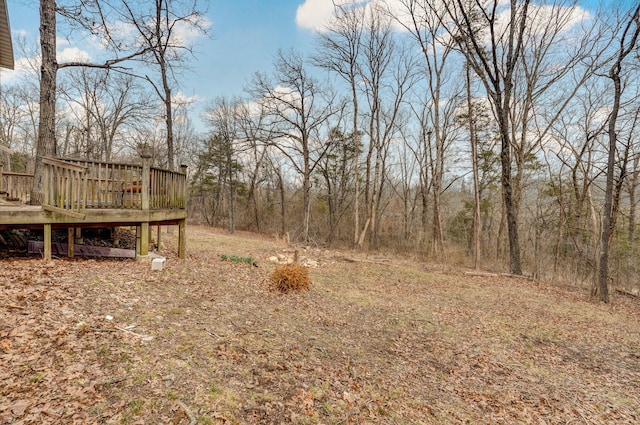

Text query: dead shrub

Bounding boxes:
[270,264,312,293]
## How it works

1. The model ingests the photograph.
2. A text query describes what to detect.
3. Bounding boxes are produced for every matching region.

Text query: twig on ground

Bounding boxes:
[93,375,127,386]
[177,401,197,425]
[204,328,223,338]
[6,304,25,310]
[114,325,154,341]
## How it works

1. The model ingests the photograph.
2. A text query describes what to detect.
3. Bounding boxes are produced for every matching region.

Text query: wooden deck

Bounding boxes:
[0,155,187,260]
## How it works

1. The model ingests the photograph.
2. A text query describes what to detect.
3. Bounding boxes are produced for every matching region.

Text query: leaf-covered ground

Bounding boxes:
[1,226,639,424]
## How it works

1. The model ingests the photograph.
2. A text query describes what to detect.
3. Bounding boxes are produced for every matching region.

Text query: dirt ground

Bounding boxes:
[1,225,639,424]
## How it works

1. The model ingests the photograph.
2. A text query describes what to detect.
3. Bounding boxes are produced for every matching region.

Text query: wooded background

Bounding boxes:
[1,0,639,301]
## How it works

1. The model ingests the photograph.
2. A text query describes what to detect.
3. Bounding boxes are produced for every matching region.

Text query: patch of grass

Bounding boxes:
[128,399,145,415]
[28,372,45,383]
[119,399,145,424]
[208,383,221,397]
[220,254,254,265]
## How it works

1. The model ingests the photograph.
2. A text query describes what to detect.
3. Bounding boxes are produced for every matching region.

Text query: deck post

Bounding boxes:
[156,225,162,251]
[141,154,151,211]
[139,153,151,257]
[135,225,141,254]
[67,228,74,257]
[178,219,186,259]
[140,222,149,255]
[180,164,188,208]
[44,224,52,260]
[0,164,3,193]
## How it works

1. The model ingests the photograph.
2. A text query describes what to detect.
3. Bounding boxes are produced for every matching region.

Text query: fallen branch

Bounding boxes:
[615,288,639,298]
[500,273,534,280]
[6,304,25,310]
[115,325,154,341]
[464,271,498,277]
[337,256,391,265]
[178,401,197,425]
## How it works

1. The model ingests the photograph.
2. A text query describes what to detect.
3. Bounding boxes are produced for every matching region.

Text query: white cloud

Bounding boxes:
[296,0,338,31]
[12,29,29,38]
[173,91,199,108]
[173,15,212,46]
[298,0,590,42]
[57,47,92,63]
[0,55,38,84]
[296,0,434,33]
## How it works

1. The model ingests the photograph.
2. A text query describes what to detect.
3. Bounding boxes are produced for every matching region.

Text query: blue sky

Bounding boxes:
[2,0,623,132]
[4,0,326,110]
[193,0,318,99]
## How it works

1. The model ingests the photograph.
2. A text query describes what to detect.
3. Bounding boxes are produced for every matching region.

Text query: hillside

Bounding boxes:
[1,225,638,424]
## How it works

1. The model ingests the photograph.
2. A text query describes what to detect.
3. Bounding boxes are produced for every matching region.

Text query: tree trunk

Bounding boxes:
[32,0,58,205]
[352,83,360,249]
[466,61,481,269]
[160,61,174,170]
[598,119,616,303]
[598,4,640,303]
[628,164,638,244]
[227,148,235,234]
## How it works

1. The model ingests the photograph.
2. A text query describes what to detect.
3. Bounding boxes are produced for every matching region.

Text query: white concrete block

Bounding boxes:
[151,257,166,270]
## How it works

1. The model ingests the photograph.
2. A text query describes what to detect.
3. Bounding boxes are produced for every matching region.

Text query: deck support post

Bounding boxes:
[156,226,162,251]
[0,164,3,193]
[135,225,141,254]
[140,222,149,256]
[44,224,52,260]
[178,219,186,259]
[67,228,74,257]
[139,153,151,257]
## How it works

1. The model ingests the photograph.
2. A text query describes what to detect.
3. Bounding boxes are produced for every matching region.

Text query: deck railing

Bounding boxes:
[62,157,187,210]
[42,156,89,218]
[150,165,187,209]
[1,157,187,213]
[0,165,34,204]
[63,158,144,209]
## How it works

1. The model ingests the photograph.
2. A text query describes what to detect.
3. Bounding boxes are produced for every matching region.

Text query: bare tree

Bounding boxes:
[316,126,356,243]
[118,0,208,170]
[395,0,461,256]
[441,0,531,274]
[465,59,481,269]
[0,85,29,170]
[234,100,273,233]
[59,68,155,161]
[357,5,418,249]
[550,88,606,282]
[249,48,340,242]
[597,4,640,303]
[202,96,245,233]
[314,3,365,248]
